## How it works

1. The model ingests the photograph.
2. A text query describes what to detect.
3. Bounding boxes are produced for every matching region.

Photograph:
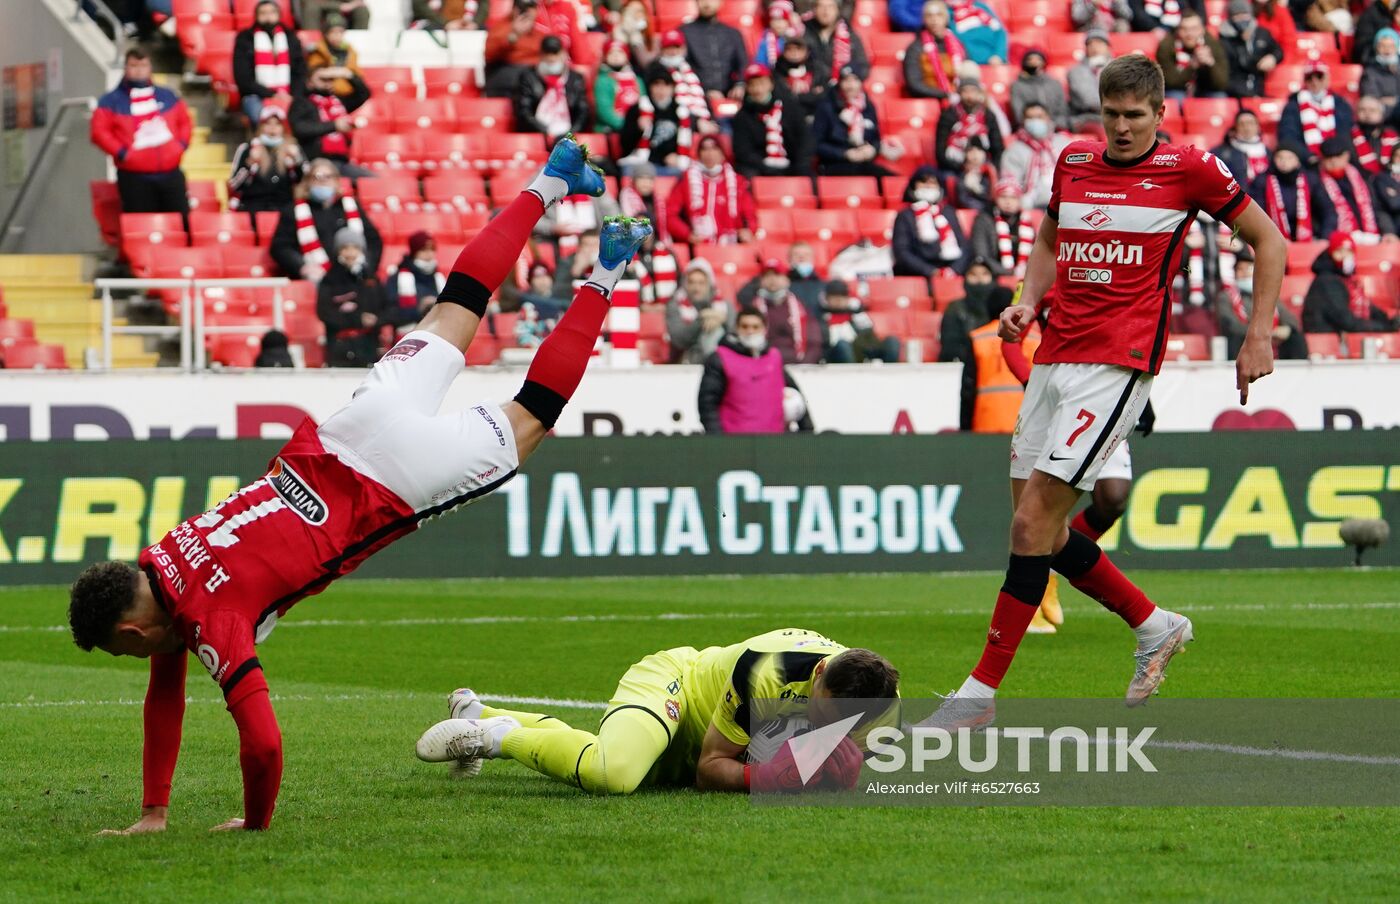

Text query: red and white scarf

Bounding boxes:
[1353,125,1400,175]
[611,67,640,120]
[1346,272,1372,319]
[911,201,961,260]
[755,293,809,360]
[783,64,813,95]
[638,244,678,302]
[839,97,868,146]
[555,195,599,257]
[294,196,362,272]
[686,164,740,243]
[1320,165,1380,235]
[950,0,999,32]
[1227,284,1280,329]
[1231,136,1271,181]
[829,18,852,81]
[536,74,572,135]
[1265,171,1312,241]
[1142,0,1181,27]
[253,26,292,93]
[1012,128,1055,194]
[1184,222,1206,308]
[395,265,445,312]
[310,92,349,156]
[126,84,175,150]
[1296,90,1337,157]
[920,29,966,96]
[948,106,988,158]
[634,96,694,164]
[994,212,1035,276]
[762,100,790,169]
[1173,39,1195,74]
[670,62,711,120]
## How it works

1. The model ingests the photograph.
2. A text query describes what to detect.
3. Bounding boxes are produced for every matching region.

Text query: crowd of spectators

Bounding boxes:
[91,0,1400,402]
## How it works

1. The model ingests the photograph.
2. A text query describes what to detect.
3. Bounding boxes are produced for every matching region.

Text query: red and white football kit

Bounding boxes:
[135,330,520,828]
[1011,139,1248,489]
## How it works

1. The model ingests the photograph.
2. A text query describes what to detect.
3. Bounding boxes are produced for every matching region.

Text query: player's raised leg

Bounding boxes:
[416,135,606,354]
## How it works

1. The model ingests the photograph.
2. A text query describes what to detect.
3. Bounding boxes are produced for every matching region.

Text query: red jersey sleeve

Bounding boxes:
[191,609,267,709]
[142,652,188,808]
[229,688,283,830]
[1001,339,1032,386]
[1189,149,1250,226]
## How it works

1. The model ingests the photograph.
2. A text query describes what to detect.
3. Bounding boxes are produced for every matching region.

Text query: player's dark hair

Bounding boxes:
[125,47,150,62]
[68,561,140,651]
[1099,54,1164,112]
[822,649,900,701]
[736,307,767,326]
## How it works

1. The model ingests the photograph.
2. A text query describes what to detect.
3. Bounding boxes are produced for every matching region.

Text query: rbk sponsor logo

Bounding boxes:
[1069,267,1113,284]
[269,458,329,525]
[1080,209,1113,230]
[1151,154,1180,166]
[1058,240,1143,265]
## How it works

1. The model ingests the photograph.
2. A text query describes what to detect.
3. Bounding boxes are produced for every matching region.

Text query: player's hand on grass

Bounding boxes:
[747,742,805,793]
[1235,334,1274,405]
[998,304,1036,343]
[97,806,167,835]
[814,737,864,791]
[209,817,246,832]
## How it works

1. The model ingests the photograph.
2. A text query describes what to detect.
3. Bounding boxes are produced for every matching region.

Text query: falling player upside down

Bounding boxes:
[414,629,900,795]
[65,138,652,833]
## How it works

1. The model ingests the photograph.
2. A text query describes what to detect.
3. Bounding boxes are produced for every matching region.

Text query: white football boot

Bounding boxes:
[1126,612,1194,707]
[913,692,997,733]
[444,688,487,776]
[415,716,520,776]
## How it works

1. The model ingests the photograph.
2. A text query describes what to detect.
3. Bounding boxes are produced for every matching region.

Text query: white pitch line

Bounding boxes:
[5,599,1400,636]
[1145,739,1400,767]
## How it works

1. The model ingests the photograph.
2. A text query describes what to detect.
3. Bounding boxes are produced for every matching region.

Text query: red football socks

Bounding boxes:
[448,191,545,293]
[1070,508,1100,540]
[1066,551,1157,628]
[970,554,1051,689]
[1070,505,1115,542]
[515,285,610,429]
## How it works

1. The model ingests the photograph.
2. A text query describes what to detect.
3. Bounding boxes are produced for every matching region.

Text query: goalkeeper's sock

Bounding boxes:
[1070,505,1115,542]
[1052,529,1156,629]
[480,705,569,731]
[969,553,1051,689]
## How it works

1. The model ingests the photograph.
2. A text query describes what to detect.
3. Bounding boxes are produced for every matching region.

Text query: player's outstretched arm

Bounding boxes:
[695,724,750,792]
[1229,200,1286,404]
[1000,218,1058,343]
[98,651,188,836]
[221,688,283,831]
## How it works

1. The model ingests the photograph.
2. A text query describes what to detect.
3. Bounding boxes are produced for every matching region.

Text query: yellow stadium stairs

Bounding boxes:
[0,255,158,369]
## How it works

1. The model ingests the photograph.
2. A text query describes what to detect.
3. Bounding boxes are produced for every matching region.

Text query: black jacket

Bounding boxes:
[697,336,814,434]
[1325,167,1397,235]
[1354,0,1399,66]
[316,261,385,366]
[1220,22,1284,98]
[233,26,307,99]
[804,21,870,88]
[289,81,371,161]
[892,167,969,277]
[227,140,306,213]
[935,102,1004,171]
[680,17,749,95]
[1247,167,1337,241]
[513,69,591,136]
[271,198,383,276]
[1302,252,1399,334]
[731,91,812,178]
[812,90,882,164]
[619,98,688,163]
[1376,170,1400,223]
[1129,0,1204,31]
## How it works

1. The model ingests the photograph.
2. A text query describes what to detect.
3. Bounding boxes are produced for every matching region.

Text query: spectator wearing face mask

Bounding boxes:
[1220,0,1283,98]
[1010,48,1068,130]
[515,36,591,139]
[667,258,733,363]
[289,66,371,176]
[1352,95,1400,174]
[1317,134,1396,243]
[813,67,893,176]
[970,180,1035,278]
[233,1,306,124]
[621,66,698,175]
[1279,62,1355,163]
[383,231,444,336]
[893,166,969,279]
[750,258,824,364]
[317,227,384,367]
[952,137,996,211]
[271,157,383,283]
[903,1,966,101]
[656,29,715,123]
[595,39,641,135]
[1248,142,1337,241]
[1000,103,1071,210]
[774,31,820,116]
[1303,233,1400,334]
[1218,253,1308,360]
[1356,1,1400,65]
[1212,110,1272,185]
[1068,29,1113,134]
[664,135,757,246]
[822,279,900,363]
[936,76,1004,172]
[939,257,1012,369]
[229,106,306,214]
[1361,29,1400,103]
[732,63,812,179]
[698,307,814,435]
[739,241,824,314]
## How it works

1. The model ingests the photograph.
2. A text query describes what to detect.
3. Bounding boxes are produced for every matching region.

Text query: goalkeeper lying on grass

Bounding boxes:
[415,629,900,794]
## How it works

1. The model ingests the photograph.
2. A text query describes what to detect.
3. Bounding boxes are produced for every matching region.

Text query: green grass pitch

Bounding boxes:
[3,570,1399,902]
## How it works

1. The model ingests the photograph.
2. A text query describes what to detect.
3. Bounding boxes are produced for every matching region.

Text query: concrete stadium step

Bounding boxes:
[0,254,86,284]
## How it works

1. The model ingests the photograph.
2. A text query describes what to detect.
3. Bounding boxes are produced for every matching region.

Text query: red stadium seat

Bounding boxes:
[1240,96,1286,128]
[353,132,424,173]
[852,0,890,33]
[1346,333,1400,360]
[487,169,535,204]
[455,97,514,131]
[571,132,611,161]
[121,212,188,249]
[2,341,67,370]
[91,180,123,247]
[391,98,458,133]
[869,32,910,67]
[1361,273,1399,315]
[189,210,256,246]
[422,67,481,98]
[380,210,469,244]
[638,310,666,341]
[864,65,902,99]
[1353,242,1397,276]
[1278,274,1311,320]
[865,277,930,311]
[1163,334,1210,361]
[636,338,671,365]
[173,0,234,61]
[0,318,37,346]
[357,174,423,211]
[817,176,880,210]
[146,246,222,280]
[219,244,278,277]
[1182,97,1241,136]
[253,209,281,245]
[211,334,264,367]
[422,172,490,212]
[883,98,941,133]
[752,176,816,210]
[464,335,500,365]
[1007,1,1070,31]
[1293,32,1342,64]
[573,31,606,69]
[694,245,762,280]
[792,209,859,245]
[420,132,487,171]
[755,208,795,242]
[232,0,292,28]
[856,208,897,242]
[930,276,964,310]
[479,133,549,170]
[1306,333,1341,359]
[359,67,418,99]
[1287,240,1328,274]
[1108,33,1157,58]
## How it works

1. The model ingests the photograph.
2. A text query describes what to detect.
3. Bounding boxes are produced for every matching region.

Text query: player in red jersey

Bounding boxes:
[929,56,1286,727]
[65,138,654,834]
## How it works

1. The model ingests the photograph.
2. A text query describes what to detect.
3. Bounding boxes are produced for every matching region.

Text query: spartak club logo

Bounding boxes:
[1081,209,1113,230]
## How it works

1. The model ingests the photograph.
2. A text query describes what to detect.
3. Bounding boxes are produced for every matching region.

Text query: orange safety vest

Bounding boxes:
[970,320,1040,433]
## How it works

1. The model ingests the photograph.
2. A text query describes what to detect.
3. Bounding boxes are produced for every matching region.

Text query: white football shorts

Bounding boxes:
[318,330,520,512]
[1010,362,1151,491]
